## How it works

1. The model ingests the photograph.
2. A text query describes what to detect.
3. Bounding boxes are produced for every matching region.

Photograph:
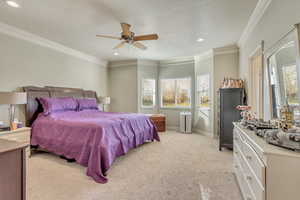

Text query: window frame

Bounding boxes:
[196,74,210,110]
[141,78,156,109]
[160,77,192,109]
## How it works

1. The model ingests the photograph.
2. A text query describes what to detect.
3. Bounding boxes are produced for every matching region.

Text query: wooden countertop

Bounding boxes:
[0,127,31,136]
[145,114,165,117]
[0,139,28,154]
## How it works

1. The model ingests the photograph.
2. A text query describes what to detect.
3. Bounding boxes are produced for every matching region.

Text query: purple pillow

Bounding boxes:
[38,97,78,115]
[77,98,99,111]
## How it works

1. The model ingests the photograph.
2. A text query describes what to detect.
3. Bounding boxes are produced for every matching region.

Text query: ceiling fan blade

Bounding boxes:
[96,35,121,40]
[133,34,159,41]
[113,41,127,49]
[132,42,147,50]
[121,23,131,36]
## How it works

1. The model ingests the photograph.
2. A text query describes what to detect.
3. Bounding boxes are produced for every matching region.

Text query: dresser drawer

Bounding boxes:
[242,141,266,186]
[234,142,265,200]
[234,128,244,148]
[239,149,265,200]
[236,126,265,163]
[245,171,265,200]
[234,156,256,200]
[151,119,166,132]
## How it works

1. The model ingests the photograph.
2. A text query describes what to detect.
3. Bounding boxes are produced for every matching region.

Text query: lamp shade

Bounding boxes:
[100,96,111,105]
[0,92,27,105]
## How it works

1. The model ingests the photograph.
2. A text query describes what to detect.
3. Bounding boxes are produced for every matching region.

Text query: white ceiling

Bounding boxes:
[0,0,258,62]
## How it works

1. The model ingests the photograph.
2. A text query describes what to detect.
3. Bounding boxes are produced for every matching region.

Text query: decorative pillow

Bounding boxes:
[38,97,78,115]
[77,98,99,111]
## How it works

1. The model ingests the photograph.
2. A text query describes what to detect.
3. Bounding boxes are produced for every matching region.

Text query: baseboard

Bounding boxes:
[167,126,213,136]
[192,129,213,137]
[166,126,179,131]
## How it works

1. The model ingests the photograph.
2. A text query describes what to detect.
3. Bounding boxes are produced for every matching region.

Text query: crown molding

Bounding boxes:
[238,0,272,47]
[137,59,159,67]
[108,59,138,68]
[159,56,195,66]
[213,45,239,55]
[0,22,107,66]
[195,50,213,61]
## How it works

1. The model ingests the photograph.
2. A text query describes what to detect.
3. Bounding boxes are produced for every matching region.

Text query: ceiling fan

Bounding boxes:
[96,23,159,50]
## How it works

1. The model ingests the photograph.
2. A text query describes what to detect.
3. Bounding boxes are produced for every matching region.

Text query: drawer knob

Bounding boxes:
[246,175,252,181]
[246,155,252,160]
[234,165,239,169]
[235,151,238,154]
[246,197,252,200]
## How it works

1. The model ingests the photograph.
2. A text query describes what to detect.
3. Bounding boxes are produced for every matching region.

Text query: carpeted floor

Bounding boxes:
[28,131,242,200]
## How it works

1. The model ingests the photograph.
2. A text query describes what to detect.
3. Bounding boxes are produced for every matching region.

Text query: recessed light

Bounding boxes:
[197,38,204,42]
[6,0,20,8]
[113,52,119,56]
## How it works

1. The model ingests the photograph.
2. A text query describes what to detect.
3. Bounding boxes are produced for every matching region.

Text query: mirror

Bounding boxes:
[267,27,300,119]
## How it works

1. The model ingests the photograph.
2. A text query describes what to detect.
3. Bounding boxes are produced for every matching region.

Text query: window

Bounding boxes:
[282,64,299,105]
[160,78,191,108]
[141,79,156,107]
[197,74,210,109]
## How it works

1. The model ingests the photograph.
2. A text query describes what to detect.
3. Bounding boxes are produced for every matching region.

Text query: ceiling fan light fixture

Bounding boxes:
[197,38,205,42]
[5,0,20,8]
[96,23,158,50]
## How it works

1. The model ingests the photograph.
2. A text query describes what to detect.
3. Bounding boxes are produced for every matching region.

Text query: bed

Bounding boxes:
[23,86,160,183]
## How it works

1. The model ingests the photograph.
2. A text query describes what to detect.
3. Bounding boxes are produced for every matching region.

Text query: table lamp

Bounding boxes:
[100,96,111,112]
[0,92,27,130]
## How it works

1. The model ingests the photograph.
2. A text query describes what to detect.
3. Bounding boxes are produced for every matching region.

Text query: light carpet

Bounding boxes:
[28,131,242,200]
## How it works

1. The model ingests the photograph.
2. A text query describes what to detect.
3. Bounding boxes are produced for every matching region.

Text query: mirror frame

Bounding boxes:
[264,23,300,120]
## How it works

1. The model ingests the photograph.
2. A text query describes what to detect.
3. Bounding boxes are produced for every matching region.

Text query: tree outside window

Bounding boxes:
[142,79,156,107]
[197,74,210,109]
[160,78,191,108]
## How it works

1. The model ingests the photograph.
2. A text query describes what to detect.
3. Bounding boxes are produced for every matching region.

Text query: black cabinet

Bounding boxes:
[218,88,244,151]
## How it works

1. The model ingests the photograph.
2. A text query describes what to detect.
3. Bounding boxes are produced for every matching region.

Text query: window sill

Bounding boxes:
[160,107,192,110]
[197,107,211,111]
[141,106,156,110]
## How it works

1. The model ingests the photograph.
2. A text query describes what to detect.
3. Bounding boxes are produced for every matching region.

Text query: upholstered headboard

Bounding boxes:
[23,86,98,127]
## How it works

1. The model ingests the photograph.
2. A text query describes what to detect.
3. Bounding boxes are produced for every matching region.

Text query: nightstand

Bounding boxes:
[0,127,31,148]
[0,128,31,157]
[0,139,28,200]
[0,127,31,158]
[146,114,166,132]
[0,127,30,200]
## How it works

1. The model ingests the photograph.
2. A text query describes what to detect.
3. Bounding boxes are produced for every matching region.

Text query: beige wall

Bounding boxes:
[0,32,107,124]
[108,61,138,113]
[213,48,239,136]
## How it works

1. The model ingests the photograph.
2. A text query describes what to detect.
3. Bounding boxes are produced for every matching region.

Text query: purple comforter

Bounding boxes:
[31,110,160,183]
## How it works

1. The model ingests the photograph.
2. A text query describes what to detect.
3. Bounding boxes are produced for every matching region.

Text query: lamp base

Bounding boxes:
[9,104,17,131]
[10,122,18,131]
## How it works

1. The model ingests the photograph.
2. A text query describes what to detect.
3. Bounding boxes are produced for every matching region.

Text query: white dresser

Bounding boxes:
[233,123,300,200]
